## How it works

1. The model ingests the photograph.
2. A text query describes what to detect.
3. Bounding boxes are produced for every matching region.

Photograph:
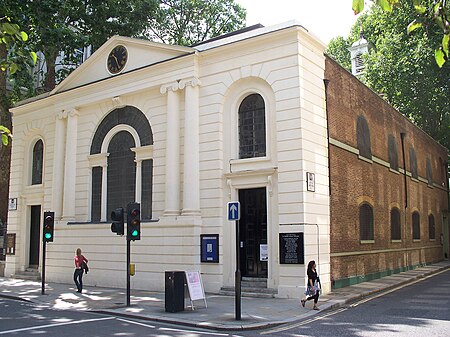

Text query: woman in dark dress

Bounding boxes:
[301,260,320,310]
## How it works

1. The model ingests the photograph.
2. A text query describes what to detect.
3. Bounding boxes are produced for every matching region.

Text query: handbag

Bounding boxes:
[82,261,89,274]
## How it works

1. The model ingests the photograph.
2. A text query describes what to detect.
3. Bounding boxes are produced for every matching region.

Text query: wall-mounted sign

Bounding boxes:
[279,232,304,264]
[6,233,16,255]
[8,198,17,211]
[200,234,219,263]
[306,172,315,192]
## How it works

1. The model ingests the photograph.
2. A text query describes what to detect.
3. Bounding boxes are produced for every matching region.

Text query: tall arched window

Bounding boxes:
[360,203,374,241]
[426,158,433,186]
[428,214,435,240]
[90,106,153,222]
[356,115,372,160]
[31,139,43,185]
[388,135,398,171]
[391,208,401,240]
[412,211,420,240]
[238,94,266,159]
[409,148,418,179]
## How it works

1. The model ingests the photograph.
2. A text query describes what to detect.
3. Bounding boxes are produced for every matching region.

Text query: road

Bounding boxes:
[256,269,450,337]
[1,269,449,337]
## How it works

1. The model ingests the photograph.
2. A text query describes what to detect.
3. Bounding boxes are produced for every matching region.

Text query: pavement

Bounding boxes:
[1,260,450,331]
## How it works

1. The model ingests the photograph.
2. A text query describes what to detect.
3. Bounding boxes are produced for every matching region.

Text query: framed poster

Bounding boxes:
[200,234,219,263]
[279,232,304,264]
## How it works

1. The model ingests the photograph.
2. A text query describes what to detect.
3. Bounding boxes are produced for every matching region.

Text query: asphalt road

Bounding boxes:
[0,298,242,337]
[254,268,450,337]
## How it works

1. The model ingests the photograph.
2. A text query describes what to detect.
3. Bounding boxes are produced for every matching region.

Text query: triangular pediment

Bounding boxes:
[52,36,194,94]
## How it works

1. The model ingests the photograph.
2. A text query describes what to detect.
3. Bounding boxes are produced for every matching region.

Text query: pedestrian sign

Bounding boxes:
[227,201,240,221]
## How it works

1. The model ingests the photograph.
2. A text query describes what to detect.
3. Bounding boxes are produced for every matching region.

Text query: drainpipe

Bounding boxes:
[400,132,409,269]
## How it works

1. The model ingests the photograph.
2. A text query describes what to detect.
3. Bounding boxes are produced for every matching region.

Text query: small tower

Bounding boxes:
[349,27,370,76]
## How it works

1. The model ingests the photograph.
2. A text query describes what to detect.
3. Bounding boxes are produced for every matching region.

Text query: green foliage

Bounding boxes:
[336,3,450,150]
[0,125,12,146]
[326,36,352,72]
[145,0,247,45]
[352,0,450,67]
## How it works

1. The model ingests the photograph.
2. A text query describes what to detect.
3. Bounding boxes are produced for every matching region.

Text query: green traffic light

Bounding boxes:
[45,233,52,239]
[131,230,138,237]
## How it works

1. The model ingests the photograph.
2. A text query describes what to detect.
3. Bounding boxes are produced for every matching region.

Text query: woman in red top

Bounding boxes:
[74,248,88,293]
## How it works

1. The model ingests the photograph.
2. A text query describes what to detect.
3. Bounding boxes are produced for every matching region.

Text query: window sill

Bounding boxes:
[358,155,373,164]
[389,168,400,174]
[391,239,402,243]
[360,240,375,244]
[413,239,421,242]
[411,177,419,183]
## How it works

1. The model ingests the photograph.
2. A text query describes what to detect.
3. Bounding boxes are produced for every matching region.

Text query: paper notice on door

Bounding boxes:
[260,244,268,261]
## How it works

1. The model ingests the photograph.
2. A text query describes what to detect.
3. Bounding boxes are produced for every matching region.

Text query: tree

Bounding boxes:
[327,3,450,150]
[352,0,450,67]
[144,0,247,45]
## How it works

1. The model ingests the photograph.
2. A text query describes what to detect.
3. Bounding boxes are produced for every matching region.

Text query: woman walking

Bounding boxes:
[73,248,88,293]
[301,260,320,310]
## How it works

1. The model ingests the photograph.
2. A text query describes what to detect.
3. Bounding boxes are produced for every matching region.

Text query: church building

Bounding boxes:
[5,21,448,298]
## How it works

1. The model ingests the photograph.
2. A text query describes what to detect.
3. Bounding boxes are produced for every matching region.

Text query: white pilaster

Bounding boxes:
[161,82,181,216]
[135,159,142,203]
[51,111,67,219]
[62,109,79,221]
[179,78,201,216]
[101,162,108,221]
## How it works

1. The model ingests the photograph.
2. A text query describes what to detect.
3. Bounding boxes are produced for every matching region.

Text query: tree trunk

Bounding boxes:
[43,50,58,91]
[0,43,12,237]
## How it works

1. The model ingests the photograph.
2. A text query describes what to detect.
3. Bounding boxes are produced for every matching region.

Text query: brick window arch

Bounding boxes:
[31,139,43,185]
[412,211,420,240]
[390,207,401,240]
[360,203,374,241]
[356,115,372,160]
[238,93,266,159]
[388,135,398,171]
[428,214,435,240]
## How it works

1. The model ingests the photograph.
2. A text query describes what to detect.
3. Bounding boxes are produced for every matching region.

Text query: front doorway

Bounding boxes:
[239,188,268,278]
[29,205,41,267]
[443,214,449,260]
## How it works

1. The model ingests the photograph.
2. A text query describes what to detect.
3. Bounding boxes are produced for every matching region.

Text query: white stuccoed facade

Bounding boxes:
[6,21,330,298]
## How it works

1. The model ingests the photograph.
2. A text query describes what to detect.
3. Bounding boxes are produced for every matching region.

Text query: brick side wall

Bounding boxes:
[325,56,449,285]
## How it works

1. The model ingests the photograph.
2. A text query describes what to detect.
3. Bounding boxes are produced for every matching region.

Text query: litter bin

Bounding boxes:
[165,271,185,312]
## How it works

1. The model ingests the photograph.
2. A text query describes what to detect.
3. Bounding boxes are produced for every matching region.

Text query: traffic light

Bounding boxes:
[43,211,54,242]
[111,207,124,235]
[127,202,141,241]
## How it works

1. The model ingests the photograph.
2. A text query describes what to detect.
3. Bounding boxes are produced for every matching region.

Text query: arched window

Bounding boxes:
[388,135,398,171]
[391,208,401,240]
[31,139,43,185]
[412,211,420,240]
[90,106,153,222]
[238,94,266,159]
[360,203,374,241]
[409,148,418,179]
[426,158,433,186]
[428,214,435,240]
[356,115,372,160]
[107,131,136,220]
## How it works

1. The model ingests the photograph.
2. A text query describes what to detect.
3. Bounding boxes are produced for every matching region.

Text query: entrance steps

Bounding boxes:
[13,267,41,281]
[219,277,277,298]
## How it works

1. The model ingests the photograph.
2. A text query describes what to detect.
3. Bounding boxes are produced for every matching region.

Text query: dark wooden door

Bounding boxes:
[29,205,41,267]
[239,188,267,278]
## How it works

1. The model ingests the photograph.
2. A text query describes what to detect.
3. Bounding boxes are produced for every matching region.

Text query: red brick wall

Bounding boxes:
[325,56,449,283]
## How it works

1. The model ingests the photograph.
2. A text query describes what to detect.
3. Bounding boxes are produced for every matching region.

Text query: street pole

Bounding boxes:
[235,219,241,320]
[127,238,131,307]
[41,240,46,295]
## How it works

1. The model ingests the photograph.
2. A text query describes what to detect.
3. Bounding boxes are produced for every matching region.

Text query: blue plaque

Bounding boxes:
[200,234,219,263]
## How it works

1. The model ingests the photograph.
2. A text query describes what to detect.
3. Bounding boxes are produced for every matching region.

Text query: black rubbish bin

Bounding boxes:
[165,271,185,312]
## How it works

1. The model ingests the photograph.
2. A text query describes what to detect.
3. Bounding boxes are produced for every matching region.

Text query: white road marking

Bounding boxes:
[0,316,114,335]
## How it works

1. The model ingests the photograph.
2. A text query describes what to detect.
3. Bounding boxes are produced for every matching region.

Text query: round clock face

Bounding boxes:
[107,45,128,74]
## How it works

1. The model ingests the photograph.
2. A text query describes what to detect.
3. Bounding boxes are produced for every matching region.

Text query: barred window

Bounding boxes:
[410,148,418,179]
[360,203,374,241]
[428,214,435,240]
[388,135,399,171]
[32,139,43,185]
[391,208,401,240]
[356,115,372,160]
[412,212,420,240]
[239,94,266,159]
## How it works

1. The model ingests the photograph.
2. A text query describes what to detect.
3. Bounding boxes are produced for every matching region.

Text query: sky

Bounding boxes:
[236,0,361,44]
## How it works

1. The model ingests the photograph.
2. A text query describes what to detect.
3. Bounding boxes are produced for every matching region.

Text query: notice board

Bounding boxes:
[279,232,304,264]
[185,271,206,301]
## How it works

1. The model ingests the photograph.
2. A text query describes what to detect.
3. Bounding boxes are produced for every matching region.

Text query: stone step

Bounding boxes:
[219,288,277,298]
[241,279,267,288]
[14,269,41,281]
